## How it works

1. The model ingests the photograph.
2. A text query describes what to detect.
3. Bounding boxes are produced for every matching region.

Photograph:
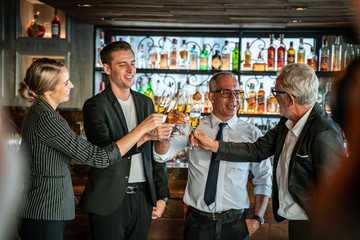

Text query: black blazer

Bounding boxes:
[215,103,345,221]
[79,86,169,215]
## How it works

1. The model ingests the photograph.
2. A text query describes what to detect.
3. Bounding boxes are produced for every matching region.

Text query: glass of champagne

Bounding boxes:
[168,90,189,135]
[152,89,174,142]
[189,101,201,150]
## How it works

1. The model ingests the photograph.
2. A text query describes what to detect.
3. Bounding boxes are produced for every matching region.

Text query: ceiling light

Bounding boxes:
[77,3,93,7]
[289,19,302,23]
[293,7,306,11]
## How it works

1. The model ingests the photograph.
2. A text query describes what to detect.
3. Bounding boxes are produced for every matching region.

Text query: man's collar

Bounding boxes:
[210,113,237,129]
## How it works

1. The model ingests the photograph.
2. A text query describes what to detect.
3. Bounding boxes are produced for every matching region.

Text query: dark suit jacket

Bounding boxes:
[79,86,169,215]
[215,103,345,221]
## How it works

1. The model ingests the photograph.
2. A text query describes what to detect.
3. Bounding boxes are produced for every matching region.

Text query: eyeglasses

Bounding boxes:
[211,89,244,99]
[271,89,297,99]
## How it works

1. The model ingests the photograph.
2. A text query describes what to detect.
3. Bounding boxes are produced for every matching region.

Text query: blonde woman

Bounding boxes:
[16,58,167,240]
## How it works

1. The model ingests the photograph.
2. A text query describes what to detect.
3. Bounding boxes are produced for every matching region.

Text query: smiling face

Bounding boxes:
[210,76,240,122]
[44,67,74,109]
[103,50,136,90]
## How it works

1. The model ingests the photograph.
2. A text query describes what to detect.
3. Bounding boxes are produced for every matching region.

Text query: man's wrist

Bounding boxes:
[252,215,264,227]
[211,140,220,153]
[159,197,170,205]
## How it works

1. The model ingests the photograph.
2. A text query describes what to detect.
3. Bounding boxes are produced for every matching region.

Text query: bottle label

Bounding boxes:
[170,52,177,67]
[212,58,221,70]
[287,54,295,63]
[200,57,208,70]
[51,24,60,35]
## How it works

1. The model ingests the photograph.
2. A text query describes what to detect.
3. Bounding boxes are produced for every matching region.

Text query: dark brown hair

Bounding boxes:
[100,41,134,66]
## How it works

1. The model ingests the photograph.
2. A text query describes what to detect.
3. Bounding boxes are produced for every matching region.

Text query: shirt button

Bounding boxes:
[125,176,129,179]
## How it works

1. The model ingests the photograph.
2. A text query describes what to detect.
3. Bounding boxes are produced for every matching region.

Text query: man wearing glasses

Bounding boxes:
[191,63,345,240]
[153,72,272,240]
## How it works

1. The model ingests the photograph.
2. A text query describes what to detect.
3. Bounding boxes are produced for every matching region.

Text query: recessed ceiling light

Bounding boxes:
[293,7,307,11]
[289,19,302,23]
[77,3,93,7]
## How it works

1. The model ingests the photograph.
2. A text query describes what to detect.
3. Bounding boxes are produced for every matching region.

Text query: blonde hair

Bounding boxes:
[18,58,65,105]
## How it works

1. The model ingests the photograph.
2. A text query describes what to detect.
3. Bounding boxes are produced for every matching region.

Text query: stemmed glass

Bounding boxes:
[188,101,202,150]
[167,90,189,135]
[150,89,174,142]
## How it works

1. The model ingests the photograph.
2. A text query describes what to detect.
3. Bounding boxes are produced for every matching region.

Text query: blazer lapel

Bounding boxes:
[131,90,144,124]
[105,85,129,134]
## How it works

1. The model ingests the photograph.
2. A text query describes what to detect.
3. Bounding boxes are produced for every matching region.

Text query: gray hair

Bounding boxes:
[209,71,237,91]
[278,63,319,105]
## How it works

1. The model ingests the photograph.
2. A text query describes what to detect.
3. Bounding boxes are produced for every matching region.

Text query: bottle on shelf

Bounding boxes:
[287,41,295,64]
[138,78,146,94]
[190,45,198,70]
[221,40,230,70]
[160,37,168,69]
[26,11,45,37]
[169,38,178,69]
[145,78,154,101]
[199,44,209,70]
[266,87,278,114]
[243,42,251,71]
[297,37,305,64]
[179,40,188,69]
[319,38,330,71]
[138,44,147,69]
[268,34,275,71]
[149,44,158,69]
[317,84,324,108]
[247,83,256,114]
[232,42,239,71]
[253,52,266,71]
[212,50,222,70]
[307,47,318,71]
[51,9,60,38]
[99,82,105,92]
[192,85,202,111]
[175,81,182,100]
[257,82,265,114]
[203,81,212,113]
[331,36,342,71]
[277,34,286,70]
[154,79,161,113]
[344,43,355,69]
[237,81,245,114]
[96,31,106,67]
[185,78,192,114]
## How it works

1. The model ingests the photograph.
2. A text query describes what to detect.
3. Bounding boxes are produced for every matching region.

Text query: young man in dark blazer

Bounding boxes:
[191,63,346,240]
[79,41,172,239]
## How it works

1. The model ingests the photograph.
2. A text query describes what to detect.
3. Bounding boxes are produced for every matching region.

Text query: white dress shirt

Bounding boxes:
[276,105,314,220]
[154,113,272,213]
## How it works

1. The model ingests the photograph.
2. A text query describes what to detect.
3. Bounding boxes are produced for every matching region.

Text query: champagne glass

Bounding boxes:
[189,101,201,150]
[168,90,189,135]
[152,89,174,142]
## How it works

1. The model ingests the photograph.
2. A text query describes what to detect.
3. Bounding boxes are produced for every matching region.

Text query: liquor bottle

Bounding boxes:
[169,39,178,69]
[344,43,355,69]
[149,44,158,69]
[185,78,191,114]
[268,34,275,71]
[237,81,245,114]
[257,82,265,114]
[99,82,105,92]
[307,47,318,71]
[331,36,342,71]
[26,11,45,37]
[317,84,324,108]
[253,52,266,71]
[154,79,161,113]
[138,44,147,69]
[192,86,202,111]
[138,78,146,94]
[203,81,212,113]
[199,44,209,70]
[212,50,222,70]
[51,9,60,38]
[277,34,286,70]
[319,38,330,71]
[247,83,256,114]
[266,87,278,114]
[243,42,251,71]
[175,81,182,100]
[232,42,239,71]
[96,31,106,67]
[190,45,198,70]
[297,37,305,64]
[145,78,154,101]
[287,41,295,64]
[160,37,168,69]
[179,40,188,69]
[221,40,230,70]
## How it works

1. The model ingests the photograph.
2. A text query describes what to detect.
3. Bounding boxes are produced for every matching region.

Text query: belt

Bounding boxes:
[126,182,145,194]
[189,206,244,221]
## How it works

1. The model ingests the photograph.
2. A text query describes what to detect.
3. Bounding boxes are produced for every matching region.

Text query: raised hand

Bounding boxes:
[138,113,164,134]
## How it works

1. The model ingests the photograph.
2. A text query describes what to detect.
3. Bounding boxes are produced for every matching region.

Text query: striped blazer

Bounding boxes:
[17,99,121,221]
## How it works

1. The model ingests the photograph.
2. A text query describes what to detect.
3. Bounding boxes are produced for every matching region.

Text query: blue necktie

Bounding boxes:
[204,122,227,205]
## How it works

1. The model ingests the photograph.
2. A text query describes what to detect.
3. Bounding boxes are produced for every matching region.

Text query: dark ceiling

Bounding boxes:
[38,0,356,29]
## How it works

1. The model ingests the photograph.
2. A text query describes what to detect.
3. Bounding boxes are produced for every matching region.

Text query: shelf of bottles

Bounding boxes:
[94,31,359,120]
[19,0,66,39]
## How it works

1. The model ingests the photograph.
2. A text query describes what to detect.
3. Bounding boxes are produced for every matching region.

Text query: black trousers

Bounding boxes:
[88,187,153,240]
[288,220,309,240]
[17,218,67,240]
[184,208,249,240]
